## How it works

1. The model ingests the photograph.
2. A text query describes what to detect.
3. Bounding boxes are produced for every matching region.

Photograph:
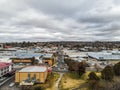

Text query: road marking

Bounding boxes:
[0,75,15,86]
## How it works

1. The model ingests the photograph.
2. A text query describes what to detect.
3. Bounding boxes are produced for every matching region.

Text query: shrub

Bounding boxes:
[88,72,99,80]
[101,65,114,81]
[113,62,120,76]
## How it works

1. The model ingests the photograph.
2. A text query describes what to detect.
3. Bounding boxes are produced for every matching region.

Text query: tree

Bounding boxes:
[88,72,99,90]
[88,72,99,80]
[65,59,85,77]
[101,65,114,81]
[113,62,120,76]
[78,62,85,76]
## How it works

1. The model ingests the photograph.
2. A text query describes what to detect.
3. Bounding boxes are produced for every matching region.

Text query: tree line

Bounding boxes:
[88,62,120,90]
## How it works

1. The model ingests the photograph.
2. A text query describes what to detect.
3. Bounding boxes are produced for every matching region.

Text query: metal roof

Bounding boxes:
[15,53,43,59]
[88,52,120,60]
[19,66,47,72]
[43,54,53,58]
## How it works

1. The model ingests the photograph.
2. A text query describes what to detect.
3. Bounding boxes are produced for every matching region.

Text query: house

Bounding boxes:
[15,65,48,85]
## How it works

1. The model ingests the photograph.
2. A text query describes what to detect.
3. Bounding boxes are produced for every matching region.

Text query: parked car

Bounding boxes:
[0,77,6,82]
[9,82,15,87]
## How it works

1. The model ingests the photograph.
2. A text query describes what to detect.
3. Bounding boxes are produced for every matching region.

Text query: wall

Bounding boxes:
[15,71,48,84]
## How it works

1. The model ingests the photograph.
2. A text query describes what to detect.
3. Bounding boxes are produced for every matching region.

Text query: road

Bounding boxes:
[53,44,68,90]
[55,73,64,90]
[0,68,22,90]
[0,76,20,90]
[53,44,68,72]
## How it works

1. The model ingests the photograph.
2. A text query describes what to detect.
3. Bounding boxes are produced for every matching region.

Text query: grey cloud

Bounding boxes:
[0,0,120,42]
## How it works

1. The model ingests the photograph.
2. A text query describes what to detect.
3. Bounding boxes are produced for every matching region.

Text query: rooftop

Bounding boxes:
[19,66,47,72]
[0,62,12,69]
[88,51,120,60]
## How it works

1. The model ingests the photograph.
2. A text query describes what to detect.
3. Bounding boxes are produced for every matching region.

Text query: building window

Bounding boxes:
[1,69,3,71]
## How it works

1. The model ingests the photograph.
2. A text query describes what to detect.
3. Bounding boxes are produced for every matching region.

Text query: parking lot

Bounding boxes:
[0,76,20,90]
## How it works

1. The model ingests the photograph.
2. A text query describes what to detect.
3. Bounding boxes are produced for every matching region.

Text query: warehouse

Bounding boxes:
[88,51,120,64]
[15,65,48,85]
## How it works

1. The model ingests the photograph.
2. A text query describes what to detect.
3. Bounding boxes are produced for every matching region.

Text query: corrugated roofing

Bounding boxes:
[19,66,47,72]
[43,54,53,58]
[15,53,43,59]
[88,52,120,60]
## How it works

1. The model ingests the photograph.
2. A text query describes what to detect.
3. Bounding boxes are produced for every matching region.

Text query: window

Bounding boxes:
[1,69,3,71]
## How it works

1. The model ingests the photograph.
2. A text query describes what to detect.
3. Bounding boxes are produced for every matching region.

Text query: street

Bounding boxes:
[0,75,20,90]
[53,44,68,72]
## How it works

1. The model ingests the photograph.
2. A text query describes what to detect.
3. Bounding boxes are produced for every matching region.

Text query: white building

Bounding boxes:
[0,62,14,78]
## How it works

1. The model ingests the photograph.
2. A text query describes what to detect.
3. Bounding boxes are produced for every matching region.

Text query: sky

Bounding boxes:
[0,0,120,42]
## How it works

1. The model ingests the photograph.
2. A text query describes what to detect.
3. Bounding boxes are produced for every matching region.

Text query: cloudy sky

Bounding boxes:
[0,0,120,42]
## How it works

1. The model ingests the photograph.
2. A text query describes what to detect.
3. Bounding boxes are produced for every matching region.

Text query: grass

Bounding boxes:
[32,71,120,90]
[59,71,120,90]
[59,72,86,90]
[81,71,101,80]
[59,71,101,90]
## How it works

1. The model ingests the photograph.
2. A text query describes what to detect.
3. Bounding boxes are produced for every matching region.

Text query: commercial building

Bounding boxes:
[0,62,14,78]
[88,51,120,60]
[42,54,55,66]
[88,51,120,64]
[12,58,35,65]
[15,66,48,85]
[12,53,43,65]
[0,44,3,49]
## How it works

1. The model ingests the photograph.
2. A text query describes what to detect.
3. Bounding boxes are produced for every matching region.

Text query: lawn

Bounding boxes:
[59,71,101,90]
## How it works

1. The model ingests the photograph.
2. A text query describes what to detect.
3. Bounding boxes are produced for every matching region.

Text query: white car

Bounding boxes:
[9,82,15,87]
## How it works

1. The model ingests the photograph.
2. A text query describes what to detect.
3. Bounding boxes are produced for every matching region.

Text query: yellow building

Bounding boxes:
[42,54,56,66]
[12,59,32,63]
[15,66,48,85]
[43,59,53,66]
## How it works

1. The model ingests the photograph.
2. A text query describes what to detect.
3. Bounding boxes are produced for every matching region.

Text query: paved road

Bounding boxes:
[0,75,14,86]
[54,44,68,90]
[55,73,64,90]
[53,44,68,72]
[0,76,20,90]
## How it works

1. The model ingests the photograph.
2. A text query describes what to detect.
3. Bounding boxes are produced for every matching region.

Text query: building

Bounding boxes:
[12,58,34,65]
[88,51,120,60]
[0,44,3,49]
[88,51,120,64]
[12,53,43,65]
[0,62,14,78]
[42,54,55,66]
[15,66,48,85]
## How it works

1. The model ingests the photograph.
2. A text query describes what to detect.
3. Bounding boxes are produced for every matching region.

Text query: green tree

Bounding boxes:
[88,72,99,90]
[78,62,85,76]
[101,65,114,81]
[88,72,99,80]
[113,62,120,76]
